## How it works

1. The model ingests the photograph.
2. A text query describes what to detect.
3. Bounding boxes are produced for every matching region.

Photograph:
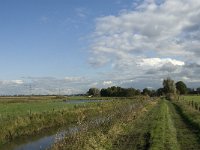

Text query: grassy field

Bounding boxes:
[0,96,147,148]
[0,96,94,145]
[51,97,152,150]
[182,95,200,102]
[179,95,200,105]
[51,100,180,150]
[1,95,200,149]
[51,96,200,150]
[0,101,75,118]
[0,96,141,118]
[179,95,200,111]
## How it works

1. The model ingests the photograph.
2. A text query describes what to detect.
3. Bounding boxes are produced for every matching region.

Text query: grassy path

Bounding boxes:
[151,100,200,150]
[113,100,180,150]
[51,99,200,150]
[169,102,200,150]
[112,101,158,150]
[114,100,200,150]
[150,100,179,150]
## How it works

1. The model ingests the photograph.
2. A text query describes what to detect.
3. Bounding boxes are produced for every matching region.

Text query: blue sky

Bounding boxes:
[0,0,100,78]
[0,0,136,79]
[0,0,200,95]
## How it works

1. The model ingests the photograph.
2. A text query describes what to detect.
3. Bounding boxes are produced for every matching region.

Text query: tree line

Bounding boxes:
[87,78,200,97]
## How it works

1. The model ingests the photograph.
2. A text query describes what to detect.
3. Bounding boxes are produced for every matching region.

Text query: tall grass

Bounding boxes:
[171,98,200,149]
[0,97,145,147]
[51,98,153,150]
[173,99,200,134]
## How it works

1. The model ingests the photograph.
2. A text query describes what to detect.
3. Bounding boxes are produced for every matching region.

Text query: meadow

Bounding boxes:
[0,96,147,149]
[1,95,200,150]
[0,96,97,145]
[51,95,200,150]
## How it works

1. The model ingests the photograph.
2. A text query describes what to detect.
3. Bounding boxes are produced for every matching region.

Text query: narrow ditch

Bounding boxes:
[1,101,145,150]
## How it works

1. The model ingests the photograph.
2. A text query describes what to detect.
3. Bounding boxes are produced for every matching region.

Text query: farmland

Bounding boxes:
[51,97,200,150]
[2,0,200,149]
[0,96,115,145]
[0,95,200,150]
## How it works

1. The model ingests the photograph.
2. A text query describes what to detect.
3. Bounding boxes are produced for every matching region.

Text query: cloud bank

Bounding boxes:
[1,0,200,95]
[89,0,200,88]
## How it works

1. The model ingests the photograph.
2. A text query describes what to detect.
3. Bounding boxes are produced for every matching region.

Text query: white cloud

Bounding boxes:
[89,82,98,87]
[103,81,113,86]
[92,0,199,58]
[0,80,24,85]
[181,76,200,83]
[1,1,200,94]
[0,77,90,95]
[89,0,200,87]
[12,80,24,84]
[138,58,185,67]
[64,76,86,83]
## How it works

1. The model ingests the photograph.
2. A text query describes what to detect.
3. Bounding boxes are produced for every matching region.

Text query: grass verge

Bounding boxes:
[0,98,145,147]
[51,99,155,150]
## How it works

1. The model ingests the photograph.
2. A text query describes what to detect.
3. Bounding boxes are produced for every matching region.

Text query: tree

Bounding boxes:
[197,87,200,94]
[142,88,152,96]
[124,88,137,97]
[176,81,187,95]
[163,77,176,94]
[100,88,108,97]
[135,89,141,95]
[156,88,164,96]
[163,77,176,100]
[100,87,141,97]
[87,88,100,96]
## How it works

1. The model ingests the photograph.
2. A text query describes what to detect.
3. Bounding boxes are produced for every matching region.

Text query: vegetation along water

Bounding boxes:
[1,78,200,149]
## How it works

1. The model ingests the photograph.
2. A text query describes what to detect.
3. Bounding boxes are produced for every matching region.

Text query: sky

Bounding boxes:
[0,0,200,95]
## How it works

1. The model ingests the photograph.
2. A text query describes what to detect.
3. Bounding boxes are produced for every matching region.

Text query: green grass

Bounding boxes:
[111,101,158,150]
[6,96,200,150]
[116,100,180,150]
[171,101,200,149]
[181,95,200,103]
[51,98,152,150]
[50,96,200,150]
[0,96,145,147]
[0,101,75,118]
[0,96,62,103]
[0,95,122,119]
[150,100,180,150]
[53,99,195,150]
[0,96,96,146]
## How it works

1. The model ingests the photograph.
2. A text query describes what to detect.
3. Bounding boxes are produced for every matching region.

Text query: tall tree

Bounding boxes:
[163,77,176,100]
[142,88,152,96]
[87,88,100,96]
[176,81,187,95]
[163,77,176,94]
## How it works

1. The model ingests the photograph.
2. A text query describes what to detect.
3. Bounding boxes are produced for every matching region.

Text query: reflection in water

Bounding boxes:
[13,117,111,150]
[2,100,139,150]
[15,135,55,150]
[1,100,111,150]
